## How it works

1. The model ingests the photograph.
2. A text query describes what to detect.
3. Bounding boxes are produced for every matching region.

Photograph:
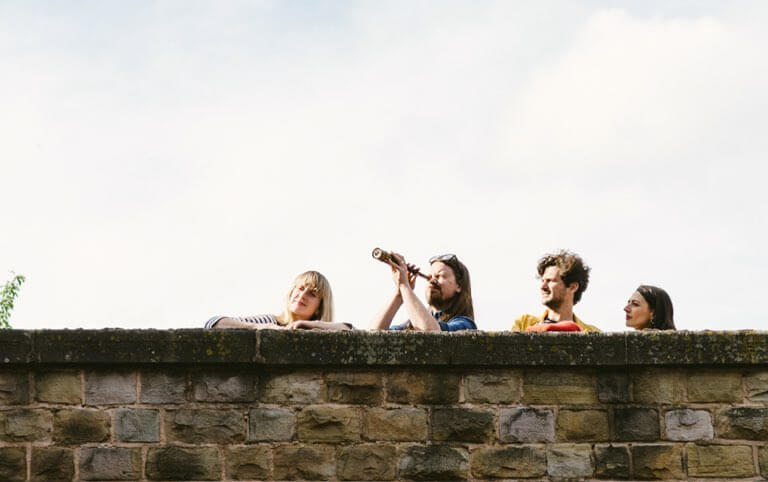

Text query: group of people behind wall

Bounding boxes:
[205,249,676,333]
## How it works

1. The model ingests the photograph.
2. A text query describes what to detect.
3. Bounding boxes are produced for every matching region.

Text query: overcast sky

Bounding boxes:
[2,1,767,332]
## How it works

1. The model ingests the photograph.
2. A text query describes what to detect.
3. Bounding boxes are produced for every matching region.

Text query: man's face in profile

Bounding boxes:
[425,261,461,310]
[540,265,570,310]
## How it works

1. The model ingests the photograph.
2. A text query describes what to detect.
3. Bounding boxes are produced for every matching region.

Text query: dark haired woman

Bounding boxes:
[624,285,675,330]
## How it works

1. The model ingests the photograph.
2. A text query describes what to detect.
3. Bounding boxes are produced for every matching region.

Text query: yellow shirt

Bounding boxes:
[512,310,600,332]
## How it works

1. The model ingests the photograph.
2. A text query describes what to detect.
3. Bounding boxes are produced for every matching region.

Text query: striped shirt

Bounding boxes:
[204,314,280,329]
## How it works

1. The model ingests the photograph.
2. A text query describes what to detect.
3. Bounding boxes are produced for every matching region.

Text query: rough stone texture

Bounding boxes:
[387,371,460,404]
[633,369,685,404]
[52,409,110,444]
[598,372,630,402]
[325,371,382,404]
[31,447,74,481]
[166,409,246,443]
[687,370,742,402]
[298,405,360,442]
[745,371,768,402]
[594,444,630,479]
[0,331,32,364]
[273,445,335,480]
[248,407,295,442]
[365,407,428,441]
[115,408,160,442]
[626,331,768,365]
[260,371,325,404]
[687,444,755,477]
[522,370,597,404]
[399,445,469,481]
[0,372,29,405]
[471,446,546,479]
[34,371,81,404]
[716,406,768,440]
[80,447,141,480]
[192,371,257,402]
[556,409,610,442]
[140,371,187,403]
[0,447,26,481]
[0,408,52,442]
[337,444,397,481]
[546,444,594,478]
[631,444,684,480]
[226,446,271,480]
[431,407,494,442]
[500,407,555,443]
[146,446,221,480]
[760,445,768,478]
[614,407,659,441]
[464,370,520,403]
[85,371,136,405]
[664,409,713,441]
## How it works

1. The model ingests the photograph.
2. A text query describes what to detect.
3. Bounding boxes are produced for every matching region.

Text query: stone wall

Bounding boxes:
[1,329,767,480]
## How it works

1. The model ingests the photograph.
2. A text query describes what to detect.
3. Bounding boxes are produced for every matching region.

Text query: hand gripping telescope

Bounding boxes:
[371,248,430,280]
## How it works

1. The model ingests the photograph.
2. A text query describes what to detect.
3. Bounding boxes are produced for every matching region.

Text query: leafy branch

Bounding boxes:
[0,273,26,328]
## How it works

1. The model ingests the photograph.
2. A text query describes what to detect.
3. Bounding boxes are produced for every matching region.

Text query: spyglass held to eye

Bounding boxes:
[371,248,430,279]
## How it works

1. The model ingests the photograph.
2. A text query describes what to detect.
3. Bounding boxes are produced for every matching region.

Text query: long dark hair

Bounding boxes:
[636,285,675,330]
[435,257,474,321]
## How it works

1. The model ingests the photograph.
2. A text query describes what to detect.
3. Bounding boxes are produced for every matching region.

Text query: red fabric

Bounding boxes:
[526,321,582,332]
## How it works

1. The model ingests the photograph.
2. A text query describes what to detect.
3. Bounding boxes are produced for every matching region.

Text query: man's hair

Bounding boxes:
[537,250,590,304]
[433,256,474,320]
[281,270,334,324]
[636,285,675,330]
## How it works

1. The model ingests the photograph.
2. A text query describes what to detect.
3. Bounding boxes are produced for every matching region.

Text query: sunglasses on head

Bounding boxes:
[429,254,458,264]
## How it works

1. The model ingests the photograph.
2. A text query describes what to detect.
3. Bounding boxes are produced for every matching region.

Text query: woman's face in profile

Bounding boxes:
[289,282,322,320]
[624,291,653,330]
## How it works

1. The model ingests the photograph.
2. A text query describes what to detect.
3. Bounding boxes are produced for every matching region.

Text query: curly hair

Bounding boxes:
[537,250,590,304]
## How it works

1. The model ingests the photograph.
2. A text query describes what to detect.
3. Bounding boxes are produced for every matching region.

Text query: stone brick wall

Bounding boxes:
[1,329,767,480]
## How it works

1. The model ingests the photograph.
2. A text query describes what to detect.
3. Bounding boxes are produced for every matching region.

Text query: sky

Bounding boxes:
[2,1,767,332]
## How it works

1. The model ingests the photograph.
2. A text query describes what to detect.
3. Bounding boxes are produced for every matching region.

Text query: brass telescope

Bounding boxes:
[371,248,430,280]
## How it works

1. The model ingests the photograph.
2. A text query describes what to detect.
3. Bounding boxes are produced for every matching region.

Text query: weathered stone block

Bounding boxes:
[365,407,428,441]
[192,371,257,402]
[547,444,593,478]
[0,409,52,442]
[115,408,160,442]
[387,371,460,404]
[745,371,768,402]
[52,409,110,444]
[614,407,659,441]
[470,446,546,479]
[499,407,554,443]
[146,446,220,480]
[80,447,141,480]
[687,444,754,477]
[598,372,630,402]
[140,371,187,403]
[34,371,81,404]
[273,445,335,480]
[297,405,360,442]
[337,444,396,480]
[432,407,494,442]
[325,372,382,404]
[631,444,683,480]
[248,407,295,442]
[0,372,29,405]
[226,446,270,480]
[31,447,74,481]
[166,409,246,443]
[556,409,609,442]
[464,370,520,403]
[85,371,136,405]
[260,371,325,404]
[688,370,742,402]
[594,444,629,479]
[716,406,768,439]
[0,447,26,481]
[633,369,685,404]
[399,445,469,480]
[664,409,713,441]
[760,445,768,478]
[522,370,597,404]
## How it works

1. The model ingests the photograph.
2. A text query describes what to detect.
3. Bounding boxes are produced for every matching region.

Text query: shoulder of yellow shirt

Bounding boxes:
[512,313,601,332]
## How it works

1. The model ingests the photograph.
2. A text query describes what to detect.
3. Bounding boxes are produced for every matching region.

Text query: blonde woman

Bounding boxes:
[205,270,351,330]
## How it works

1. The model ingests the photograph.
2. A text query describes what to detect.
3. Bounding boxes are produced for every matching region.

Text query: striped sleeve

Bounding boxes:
[204,314,279,329]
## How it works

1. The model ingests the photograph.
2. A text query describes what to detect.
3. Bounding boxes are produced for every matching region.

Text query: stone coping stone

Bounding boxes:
[0,329,766,367]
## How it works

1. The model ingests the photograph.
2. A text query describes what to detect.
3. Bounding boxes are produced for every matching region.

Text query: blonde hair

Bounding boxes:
[279,270,334,324]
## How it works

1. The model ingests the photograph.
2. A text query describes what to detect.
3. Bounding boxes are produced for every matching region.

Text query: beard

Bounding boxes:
[543,292,563,310]
[426,285,451,311]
